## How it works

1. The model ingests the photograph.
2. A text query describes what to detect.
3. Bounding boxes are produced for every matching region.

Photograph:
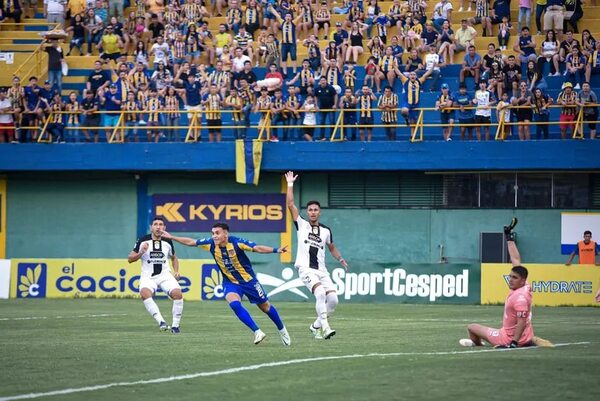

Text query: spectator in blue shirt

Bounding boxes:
[98,84,122,142]
[460,45,482,87]
[453,82,476,140]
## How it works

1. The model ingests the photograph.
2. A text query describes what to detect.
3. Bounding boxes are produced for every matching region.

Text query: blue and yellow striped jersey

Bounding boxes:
[196,236,257,284]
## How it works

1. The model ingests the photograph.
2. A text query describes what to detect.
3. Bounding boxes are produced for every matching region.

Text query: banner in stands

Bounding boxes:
[152,193,286,232]
[481,263,600,306]
[8,260,480,304]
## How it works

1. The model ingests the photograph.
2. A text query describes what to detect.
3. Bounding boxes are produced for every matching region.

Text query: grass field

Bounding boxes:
[0,299,599,401]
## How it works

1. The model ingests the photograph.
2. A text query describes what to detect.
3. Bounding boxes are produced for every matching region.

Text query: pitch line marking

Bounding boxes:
[0,342,591,401]
[0,313,128,322]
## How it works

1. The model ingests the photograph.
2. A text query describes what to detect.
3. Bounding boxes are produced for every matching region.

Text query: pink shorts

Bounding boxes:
[485,327,510,347]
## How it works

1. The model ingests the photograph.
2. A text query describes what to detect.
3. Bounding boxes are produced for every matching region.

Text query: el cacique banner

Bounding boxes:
[10,259,481,304]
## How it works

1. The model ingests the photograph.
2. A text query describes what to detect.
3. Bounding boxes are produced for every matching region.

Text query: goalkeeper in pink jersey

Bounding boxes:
[460,218,553,348]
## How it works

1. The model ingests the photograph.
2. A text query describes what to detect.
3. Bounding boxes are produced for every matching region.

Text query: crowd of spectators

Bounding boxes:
[0,0,598,143]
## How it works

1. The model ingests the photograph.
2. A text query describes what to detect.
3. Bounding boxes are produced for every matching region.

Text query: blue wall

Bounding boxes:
[1,141,599,171]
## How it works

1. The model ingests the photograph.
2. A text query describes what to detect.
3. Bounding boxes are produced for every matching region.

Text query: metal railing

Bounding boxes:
[14,104,599,143]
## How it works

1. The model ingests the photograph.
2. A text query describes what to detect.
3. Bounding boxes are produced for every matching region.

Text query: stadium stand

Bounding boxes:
[0,0,599,143]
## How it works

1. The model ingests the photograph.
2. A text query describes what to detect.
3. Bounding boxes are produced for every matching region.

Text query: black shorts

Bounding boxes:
[584,112,598,130]
[317,21,329,30]
[101,52,121,61]
[303,126,314,137]
[207,118,222,133]
[359,116,373,126]
[491,15,503,24]
[82,115,101,128]
[516,109,533,122]
[474,115,491,125]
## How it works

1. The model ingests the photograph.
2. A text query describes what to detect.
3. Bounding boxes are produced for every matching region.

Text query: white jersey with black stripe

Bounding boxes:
[294,216,332,272]
[133,234,175,278]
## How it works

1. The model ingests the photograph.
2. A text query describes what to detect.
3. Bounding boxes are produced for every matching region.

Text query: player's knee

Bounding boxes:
[326,292,338,313]
[258,301,271,313]
[170,289,183,300]
[313,284,326,301]
[139,288,153,299]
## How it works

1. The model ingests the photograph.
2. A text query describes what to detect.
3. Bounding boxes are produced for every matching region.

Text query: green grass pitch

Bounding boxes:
[0,299,599,401]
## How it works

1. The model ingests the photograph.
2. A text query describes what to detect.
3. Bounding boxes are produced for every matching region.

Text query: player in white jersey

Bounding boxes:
[128,216,184,334]
[285,171,349,340]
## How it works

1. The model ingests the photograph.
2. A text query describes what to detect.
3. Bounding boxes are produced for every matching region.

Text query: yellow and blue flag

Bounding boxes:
[235,139,263,185]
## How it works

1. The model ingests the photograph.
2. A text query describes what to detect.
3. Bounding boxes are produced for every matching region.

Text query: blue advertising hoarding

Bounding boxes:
[152,193,286,232]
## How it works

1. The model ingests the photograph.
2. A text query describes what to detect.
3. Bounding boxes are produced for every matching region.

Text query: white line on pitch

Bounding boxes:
[0,342,590,401]
[0,313,128,321]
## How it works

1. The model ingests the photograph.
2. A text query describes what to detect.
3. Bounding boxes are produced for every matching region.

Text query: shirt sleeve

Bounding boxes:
[196,238,213,250]
[133,238,142,252]
[236,237,257,251]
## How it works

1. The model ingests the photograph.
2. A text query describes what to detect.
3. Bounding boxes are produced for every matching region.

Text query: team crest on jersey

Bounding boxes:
[228,249,236,257]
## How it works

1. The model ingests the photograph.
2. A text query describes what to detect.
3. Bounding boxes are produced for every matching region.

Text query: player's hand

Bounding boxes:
[285,171,298,184]
[595,289,600,303]
[160,230,172,239]
[140,242,149,253]
[339,257,348,271]
[173,271,181,280]
[279,245,288,253]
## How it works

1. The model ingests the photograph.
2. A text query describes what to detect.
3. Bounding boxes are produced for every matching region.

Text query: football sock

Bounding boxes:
[314,285,328,327]
[172,299,183,328]
[143,298,165,324]
[229,300,259,332]
[265,304,285,330]
[326,292,339,314]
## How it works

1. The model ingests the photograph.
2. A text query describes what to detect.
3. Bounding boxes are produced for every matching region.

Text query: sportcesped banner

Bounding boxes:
[481,263,600,306]
[199,262,480,304]
[9,259,480,304]
[10,259,214,300]
[330,263,480,304]
[152,193,286,232]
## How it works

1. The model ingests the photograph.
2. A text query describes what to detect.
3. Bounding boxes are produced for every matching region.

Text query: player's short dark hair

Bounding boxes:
[213,222,230,231]
[306,200,321,208]
[584,230,592,236]
[152,216,166,224]
[512,266,528,279]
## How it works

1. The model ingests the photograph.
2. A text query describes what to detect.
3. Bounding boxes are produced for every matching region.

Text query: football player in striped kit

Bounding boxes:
[128,216,183,334]
[285,171,349,340]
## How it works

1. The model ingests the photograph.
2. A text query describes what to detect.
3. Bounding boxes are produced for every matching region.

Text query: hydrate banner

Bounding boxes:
[481,263,600,306]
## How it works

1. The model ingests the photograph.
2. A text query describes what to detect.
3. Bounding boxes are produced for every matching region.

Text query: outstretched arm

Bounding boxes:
[327,242,348,270]
[253,245,289,254]
[285,171,300,221]
[595,286,600,303]
[160,230,198,247]
[507,240,522,267]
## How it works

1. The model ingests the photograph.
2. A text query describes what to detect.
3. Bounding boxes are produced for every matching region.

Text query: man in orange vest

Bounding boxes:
[565,231,600,265]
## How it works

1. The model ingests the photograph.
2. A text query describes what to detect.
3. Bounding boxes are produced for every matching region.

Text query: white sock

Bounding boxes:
[172,299,183,328]
[326,292,338,314]
[143,298,165,324]
[314,286,328,328]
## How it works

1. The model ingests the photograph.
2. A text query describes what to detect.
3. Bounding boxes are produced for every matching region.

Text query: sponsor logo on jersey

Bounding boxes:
[149,251,165,258]
[307,233,322,243]
[16,263,47,298]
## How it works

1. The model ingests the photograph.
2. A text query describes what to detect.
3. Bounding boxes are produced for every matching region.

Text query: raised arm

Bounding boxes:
[160,230,198,247]
[284,171,300,221]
